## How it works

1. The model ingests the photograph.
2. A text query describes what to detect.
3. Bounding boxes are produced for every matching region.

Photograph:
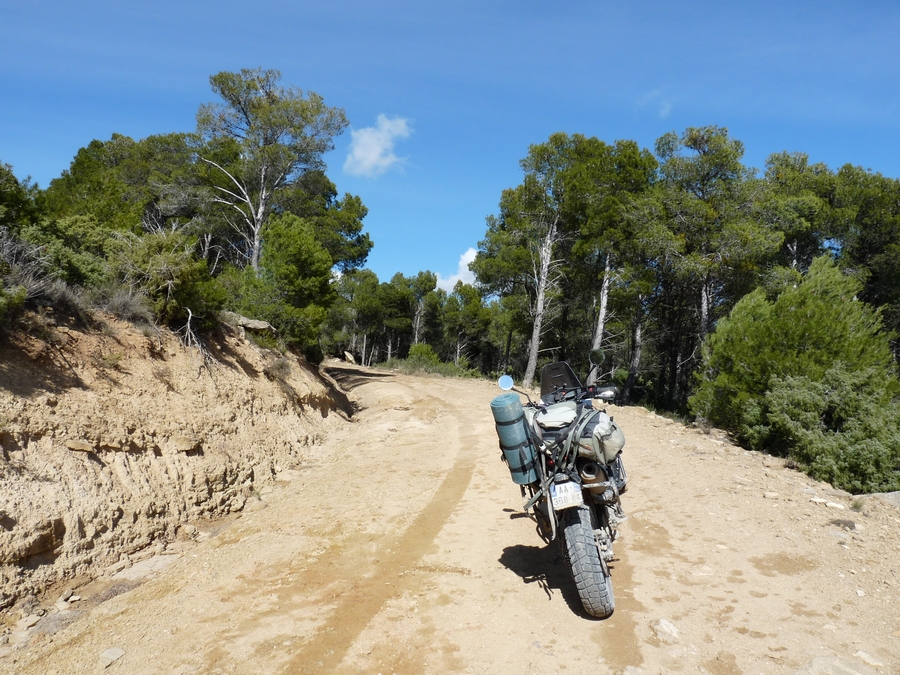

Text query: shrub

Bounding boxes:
[0,227,52,302]
[691,256,900,493]
[0,283,26,325]
[407,343,441,366]
[97,285,154,324]
[106,231,225,330]
[755,365,900,493]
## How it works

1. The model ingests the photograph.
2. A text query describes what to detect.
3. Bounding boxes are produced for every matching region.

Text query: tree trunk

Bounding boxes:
[624,300,644,403]
[699,273,712,340]
[522,216,559,387]
[412,299,424,344]
[586,253,612,385]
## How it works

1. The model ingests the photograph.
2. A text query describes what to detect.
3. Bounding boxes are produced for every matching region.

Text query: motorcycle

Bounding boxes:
[490,350,627,618]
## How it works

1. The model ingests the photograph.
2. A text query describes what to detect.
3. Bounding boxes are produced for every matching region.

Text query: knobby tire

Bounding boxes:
[560,504,615,619]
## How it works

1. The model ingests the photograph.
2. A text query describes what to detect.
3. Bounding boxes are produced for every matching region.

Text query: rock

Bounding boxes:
[171,436,199,453]
[99,647,125,668]
[810,497,828,505]
[651,618,679,643]
[183,524,197,535]
[826,502,846,510]
[792,655,878,674]
[69,595,81,602]
[764,491,779,499]
[17,614,40,630]
[873,491,900,509]
[65,439,95,452]
[343,350,356,364]
[856,589,865,597]
[60,589,73,601]
[852,652,883,668]
[621,668,649,675]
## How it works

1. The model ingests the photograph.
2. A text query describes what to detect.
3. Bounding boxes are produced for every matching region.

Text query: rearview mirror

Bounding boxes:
[498,375,514,391]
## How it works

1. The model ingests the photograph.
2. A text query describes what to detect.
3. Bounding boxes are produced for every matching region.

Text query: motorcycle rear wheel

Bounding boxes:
[560,505,615,618]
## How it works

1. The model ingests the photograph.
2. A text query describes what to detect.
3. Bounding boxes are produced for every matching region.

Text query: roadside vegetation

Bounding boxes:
[2,69,900,492]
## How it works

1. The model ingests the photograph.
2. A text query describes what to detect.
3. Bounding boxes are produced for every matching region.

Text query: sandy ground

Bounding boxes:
[3,363,900,674]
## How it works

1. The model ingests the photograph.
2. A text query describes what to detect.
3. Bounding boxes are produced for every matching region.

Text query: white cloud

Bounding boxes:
[637,89,672,119]
[436,247,477,292]
[343,114,412,177]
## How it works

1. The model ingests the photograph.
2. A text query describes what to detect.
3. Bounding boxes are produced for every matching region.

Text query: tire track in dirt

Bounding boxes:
[277,390,480,673]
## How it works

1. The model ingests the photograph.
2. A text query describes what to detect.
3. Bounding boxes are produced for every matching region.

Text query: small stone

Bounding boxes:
[183,524,197,535]
[171,435,199,452]
[763,491,779,499]
[794,656,879,675]
[651,618,679,643]
[69,595,81,603]
[60,589,74,601]
[65,439,95,452]
[853,651,883,668]
[99,647,125,668]
[826,502,846,510]
[810,497,827,504]
[17,615,40,630]
[856,589,865,597]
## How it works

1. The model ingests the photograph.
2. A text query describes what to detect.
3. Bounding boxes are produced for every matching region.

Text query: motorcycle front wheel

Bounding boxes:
[560,504,615,619]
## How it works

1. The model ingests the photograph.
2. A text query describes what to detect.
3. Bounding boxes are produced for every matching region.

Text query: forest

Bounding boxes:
[2,69,899,493]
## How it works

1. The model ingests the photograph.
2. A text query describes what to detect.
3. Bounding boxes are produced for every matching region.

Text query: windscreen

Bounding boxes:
[539,362,583,403]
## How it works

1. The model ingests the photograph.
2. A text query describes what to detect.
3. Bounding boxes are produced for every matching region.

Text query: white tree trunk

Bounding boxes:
[412,299,424,344]
[522,215,559,386]
[586,254,612,385]
[700,273,712,339]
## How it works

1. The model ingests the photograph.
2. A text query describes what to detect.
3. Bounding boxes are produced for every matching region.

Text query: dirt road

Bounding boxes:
[5,364,900,674]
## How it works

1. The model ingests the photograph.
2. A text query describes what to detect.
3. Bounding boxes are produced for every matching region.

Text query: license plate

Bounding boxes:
[550,481,583,511]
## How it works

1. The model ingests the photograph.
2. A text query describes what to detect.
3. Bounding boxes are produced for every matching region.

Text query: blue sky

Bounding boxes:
[3,1,900,289]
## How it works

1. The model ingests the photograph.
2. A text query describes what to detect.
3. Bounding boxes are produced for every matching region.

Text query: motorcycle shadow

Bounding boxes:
[498,543,597,619]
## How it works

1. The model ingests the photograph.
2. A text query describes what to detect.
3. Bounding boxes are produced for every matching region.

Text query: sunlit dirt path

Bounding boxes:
[6,364,899,674]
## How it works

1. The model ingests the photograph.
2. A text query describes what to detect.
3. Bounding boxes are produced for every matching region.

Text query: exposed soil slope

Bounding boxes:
[0,317,347,611]
[2,359,900,674]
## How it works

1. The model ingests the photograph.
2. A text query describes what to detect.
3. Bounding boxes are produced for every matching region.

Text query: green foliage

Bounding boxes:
[757,365,900,493]
[197,68,349,270]
[407,343,440,366]
[275,171,372,272]
[0,162,40,233]
[0,282,26,325]
[381,349,474,378]
[106,231,225,329]
[691,257,900,491]
[222,214,334,348]
[20,215,113,286]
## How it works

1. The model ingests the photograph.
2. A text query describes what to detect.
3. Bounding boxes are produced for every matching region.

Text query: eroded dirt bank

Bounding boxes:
[2,360,900,674]
[0,318,348,613]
